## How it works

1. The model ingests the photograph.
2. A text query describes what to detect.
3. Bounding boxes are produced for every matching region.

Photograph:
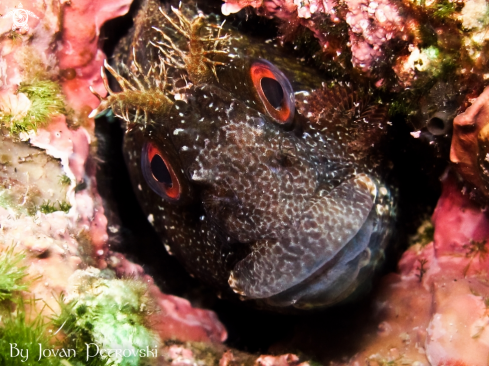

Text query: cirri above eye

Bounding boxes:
[250,59,295,125]
[141,141,181,201]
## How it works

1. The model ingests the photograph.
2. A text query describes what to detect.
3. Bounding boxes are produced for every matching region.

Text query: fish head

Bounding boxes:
[96,1,395,309]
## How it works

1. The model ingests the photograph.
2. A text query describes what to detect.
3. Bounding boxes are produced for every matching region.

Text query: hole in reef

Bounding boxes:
[429,117,445,133]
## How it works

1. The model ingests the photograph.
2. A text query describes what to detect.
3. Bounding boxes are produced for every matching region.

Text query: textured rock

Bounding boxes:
[343,172,489,366]
[451,86,489,201]
[221,0,419,74]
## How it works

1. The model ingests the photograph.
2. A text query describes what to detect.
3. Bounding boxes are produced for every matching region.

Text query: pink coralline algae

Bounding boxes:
[217,350,310,366]
[57,0,133,113]
[109,252,228,343]
[345,0,409,71]
[221,0,418,73]
[254,354,311,366]
[342,172,489,366]
[150,292,227,343]
[222,0,265,16]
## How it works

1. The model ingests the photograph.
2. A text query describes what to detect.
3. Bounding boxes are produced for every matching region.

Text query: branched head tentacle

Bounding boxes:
[88,53,174,125]
[153,6,230,84]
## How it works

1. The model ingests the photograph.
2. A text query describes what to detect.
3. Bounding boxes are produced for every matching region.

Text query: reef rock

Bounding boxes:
[342,172,489,366]
[451,86,489,202]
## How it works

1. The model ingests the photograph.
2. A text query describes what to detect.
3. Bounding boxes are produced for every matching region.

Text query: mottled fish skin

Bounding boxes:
[94,0,396,309]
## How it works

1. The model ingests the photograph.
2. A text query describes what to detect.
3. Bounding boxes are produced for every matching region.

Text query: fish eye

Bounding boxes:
[141,141,181,200]
[151,154,172,185]
[250,59,295,125]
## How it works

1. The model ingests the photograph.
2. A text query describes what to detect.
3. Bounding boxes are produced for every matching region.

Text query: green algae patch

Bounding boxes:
[39,200,72,214]
[53,270,160,366]
[0,249,160,366]
[0,188,29,215]
[7,80,66,134]
[0,46,67,134]
[433,0,458,20]
[0,299,64,366]
[0,80,66,134]
[58,174,72,186]
[0,247,61,366]
[409,218,435,248]
[0,246,28,303]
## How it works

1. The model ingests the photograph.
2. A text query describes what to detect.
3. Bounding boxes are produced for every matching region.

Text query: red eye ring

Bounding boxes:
[250,59,295,125]
[142,141,181,200]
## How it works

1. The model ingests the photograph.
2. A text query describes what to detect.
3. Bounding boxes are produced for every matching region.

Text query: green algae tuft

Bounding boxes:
[0,246,28,303]
[53,271,160,366]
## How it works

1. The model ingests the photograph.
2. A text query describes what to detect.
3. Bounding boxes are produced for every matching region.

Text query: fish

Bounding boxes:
[90,0,396,310]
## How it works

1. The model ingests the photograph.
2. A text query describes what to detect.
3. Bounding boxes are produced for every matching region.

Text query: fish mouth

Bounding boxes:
[261,221,377,309]
[222,176,395,308]
[226,240,373,306]
[228,205,385,309]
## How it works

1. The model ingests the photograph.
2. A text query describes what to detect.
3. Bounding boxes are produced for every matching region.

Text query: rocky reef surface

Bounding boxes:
[1,0,489,365]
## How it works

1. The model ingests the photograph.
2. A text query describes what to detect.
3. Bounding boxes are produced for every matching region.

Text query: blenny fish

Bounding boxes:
[90,0,395,309]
